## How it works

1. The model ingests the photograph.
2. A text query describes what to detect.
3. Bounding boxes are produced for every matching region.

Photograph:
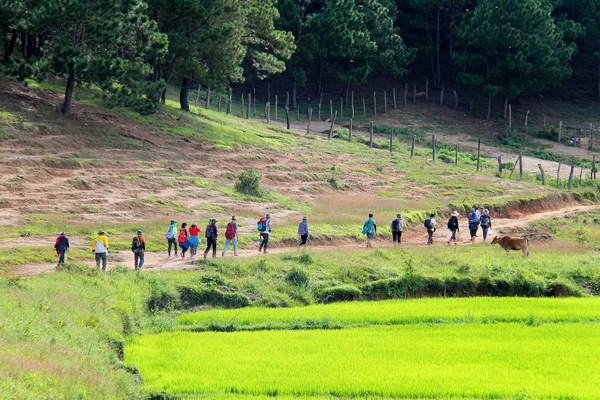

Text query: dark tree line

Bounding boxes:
[2,0,600,115]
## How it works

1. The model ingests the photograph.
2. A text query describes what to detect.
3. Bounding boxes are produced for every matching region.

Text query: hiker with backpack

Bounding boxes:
[362,213,377,248]
[468,208,480,244]
[131,230,146,270]
[222,216,238,257]
[188,223,201,258]
[204,218,219,258]
[298,216,309,246]
[258,213,272,253]
[54,231,70,267]
[424,213,437,245]
[390,214,404,246]
[91,229,109,271]
[178,222,190,258]
[447,211,460,245]
[480,209,492,241]
[165,220,178,257]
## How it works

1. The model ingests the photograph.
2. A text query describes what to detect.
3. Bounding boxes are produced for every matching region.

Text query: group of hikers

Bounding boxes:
[363,206,493,247]
[53,208,491,270]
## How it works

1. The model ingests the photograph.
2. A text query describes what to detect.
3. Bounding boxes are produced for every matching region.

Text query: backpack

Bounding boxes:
[131,236,142,253]
[165,226,175,240]
[480,214,490,228]
[468,216,479,230]
[257,217,267,232]
[391,219,400,232]
[447,216,458,230]
[424,218,432,229]
[205,224,217,239]
[225,222,236,239]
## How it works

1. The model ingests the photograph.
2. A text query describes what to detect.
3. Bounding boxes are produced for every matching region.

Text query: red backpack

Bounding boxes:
[225,222,236,239]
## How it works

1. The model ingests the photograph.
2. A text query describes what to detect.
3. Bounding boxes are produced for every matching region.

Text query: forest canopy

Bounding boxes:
[1,0,598,114]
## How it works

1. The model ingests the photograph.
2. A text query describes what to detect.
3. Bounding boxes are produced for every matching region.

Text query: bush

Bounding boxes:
[147,279,180,312]
[234,168,262,196]
[285,267,310,287]
[178,286,250,309]
[315,284,361,303]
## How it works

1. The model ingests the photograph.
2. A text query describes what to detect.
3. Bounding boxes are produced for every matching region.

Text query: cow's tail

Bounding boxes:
[525,238,529,256]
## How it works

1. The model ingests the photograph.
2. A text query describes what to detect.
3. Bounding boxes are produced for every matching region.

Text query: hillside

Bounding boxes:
[1,78,599,274]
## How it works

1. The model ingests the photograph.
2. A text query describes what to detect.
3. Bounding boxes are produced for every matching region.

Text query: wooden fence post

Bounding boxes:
[525,110,530,133]
[306,108,312,134]
[195,84,201,106]
[432,135,436,161]
[240,95,245,118]
[373,91,377,116]
[390,128,393,154]
[519,151,523,179]
[593,155,597,180]
[556,162,562,186]
[246,93,251,119]
[349,119,353,141]
[589,123,594,150]
[284,106,290,129]
[455,144,458,165]
[476,138,481,171]
[498,155,503,173]
[265,101,270,124]
[568,163,575,188]
[205,87,211,109]
[351,91,355,119]
[411,135,416,157]
[328,111,337,140]
[227,94,232,115]
[538,164,545,185]
[274,95,278,121]
[369,121,374,147]
[558,120,562,143]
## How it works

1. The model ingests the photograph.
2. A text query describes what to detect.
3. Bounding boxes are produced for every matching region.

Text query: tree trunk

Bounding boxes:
[61,70,76,115]
[179,77,190,112]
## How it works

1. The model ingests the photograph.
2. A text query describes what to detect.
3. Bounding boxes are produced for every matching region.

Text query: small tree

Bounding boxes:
[234,169,262,196]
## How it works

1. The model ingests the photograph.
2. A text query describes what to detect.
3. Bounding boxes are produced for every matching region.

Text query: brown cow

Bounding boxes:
[491,236,529,256]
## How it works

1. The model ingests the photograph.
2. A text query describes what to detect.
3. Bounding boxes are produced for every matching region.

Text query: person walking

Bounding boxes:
[298,216,309,246]
[425,213,437,245]
[91,229,109,271]
[362,213,377,248]
[131,230,146,270]
[447,211,460,245]
[391,214,404,245]
[480,208,492,241]
[204,218,219,258]
[54,231,70,267]
[188,223,201,258]
[258,213,272,253]
[468,208,480,244]
[178,222,190,258]
[165,219,178,257]
[222,216,238,256]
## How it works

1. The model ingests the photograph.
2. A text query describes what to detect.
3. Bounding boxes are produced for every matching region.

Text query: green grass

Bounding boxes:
[128,298,600,399]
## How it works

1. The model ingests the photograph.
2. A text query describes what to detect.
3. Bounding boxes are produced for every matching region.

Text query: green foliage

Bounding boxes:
[234,168,263,196]
[453,0,578,98]
[178,286,251,309]
[284,267,310,287]
[315,284,361,303]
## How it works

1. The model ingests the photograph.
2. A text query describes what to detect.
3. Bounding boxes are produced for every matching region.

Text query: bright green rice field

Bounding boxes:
[127,298,600,399]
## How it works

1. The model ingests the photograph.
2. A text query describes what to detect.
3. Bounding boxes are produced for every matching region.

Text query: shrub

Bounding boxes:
[147,280,180,312]
[178,286,250,309]
[285,267,310,287]
[315,284,361,303]
[234,168,262,196]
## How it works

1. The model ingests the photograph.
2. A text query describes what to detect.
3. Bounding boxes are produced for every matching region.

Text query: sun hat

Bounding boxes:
[211,218,217,223]
[452,210,459,216]
[137,230,143,235]
[396,213,401,218]
[266,213,270,218]
[59,231,64,235]
[302,216,307,220]
[483,209,489,215]
[98,229,105,234]
[231,216,236,220]
[170,219,176,224]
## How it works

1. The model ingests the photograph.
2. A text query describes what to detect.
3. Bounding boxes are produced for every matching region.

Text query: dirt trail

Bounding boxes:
[9,204,598,277]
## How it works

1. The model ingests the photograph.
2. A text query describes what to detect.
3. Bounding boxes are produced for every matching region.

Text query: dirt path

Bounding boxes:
[9,204,598,277]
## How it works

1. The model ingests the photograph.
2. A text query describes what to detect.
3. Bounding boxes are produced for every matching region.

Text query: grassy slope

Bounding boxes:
[2,79,600,398]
